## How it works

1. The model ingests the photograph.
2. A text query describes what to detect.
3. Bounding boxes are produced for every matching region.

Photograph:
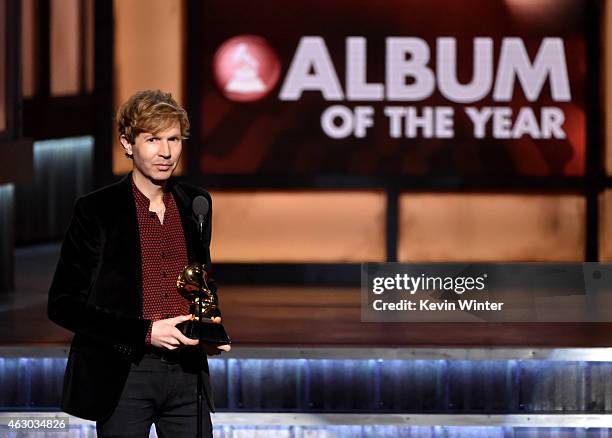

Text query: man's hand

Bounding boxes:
[204,316,231,355]
[151,314,199,350]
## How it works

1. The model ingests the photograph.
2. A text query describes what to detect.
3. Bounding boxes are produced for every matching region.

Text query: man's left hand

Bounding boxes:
[204,317,231,355]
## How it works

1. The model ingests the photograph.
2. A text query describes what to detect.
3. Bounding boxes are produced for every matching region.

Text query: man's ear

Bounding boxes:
[120,135,133,157]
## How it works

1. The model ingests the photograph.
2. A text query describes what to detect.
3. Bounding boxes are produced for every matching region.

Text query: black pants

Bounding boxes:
[96,349,212,438]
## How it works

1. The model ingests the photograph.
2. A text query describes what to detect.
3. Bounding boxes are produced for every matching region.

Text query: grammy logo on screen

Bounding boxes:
[213,35,281,102]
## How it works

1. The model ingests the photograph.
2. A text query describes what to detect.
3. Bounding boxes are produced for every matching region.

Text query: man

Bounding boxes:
[47,90,229,437]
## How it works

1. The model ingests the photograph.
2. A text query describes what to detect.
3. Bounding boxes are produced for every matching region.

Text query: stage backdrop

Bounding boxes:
[191,0,589,179]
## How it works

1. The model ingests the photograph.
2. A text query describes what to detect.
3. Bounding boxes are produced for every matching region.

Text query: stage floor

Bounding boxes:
[2,243,611,347]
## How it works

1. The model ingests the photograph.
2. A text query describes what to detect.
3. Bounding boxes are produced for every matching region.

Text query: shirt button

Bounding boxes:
[164,293,168,298]
[162,272,167,278]
[161,251,166,259]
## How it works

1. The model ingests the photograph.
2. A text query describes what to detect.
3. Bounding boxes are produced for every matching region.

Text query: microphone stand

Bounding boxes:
[196,216,204,438]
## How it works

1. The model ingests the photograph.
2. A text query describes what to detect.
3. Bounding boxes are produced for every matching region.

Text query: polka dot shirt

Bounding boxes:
[132,177,190,345]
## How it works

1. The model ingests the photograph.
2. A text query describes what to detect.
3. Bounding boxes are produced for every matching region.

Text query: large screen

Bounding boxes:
[192,0,590,178]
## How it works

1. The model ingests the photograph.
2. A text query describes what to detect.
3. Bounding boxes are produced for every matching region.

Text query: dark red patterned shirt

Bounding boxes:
[131,177,189,345]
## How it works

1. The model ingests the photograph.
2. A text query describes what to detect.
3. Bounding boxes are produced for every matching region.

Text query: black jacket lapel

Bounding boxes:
[113,174,143,314]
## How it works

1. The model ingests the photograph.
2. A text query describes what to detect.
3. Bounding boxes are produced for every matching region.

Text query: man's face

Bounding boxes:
[121,121,182,183]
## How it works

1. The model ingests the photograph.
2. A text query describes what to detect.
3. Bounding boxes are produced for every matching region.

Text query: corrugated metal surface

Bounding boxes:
[2,357,612,413]
[14,136,93,244]
[0,184,14,292]
[2,424,612,438]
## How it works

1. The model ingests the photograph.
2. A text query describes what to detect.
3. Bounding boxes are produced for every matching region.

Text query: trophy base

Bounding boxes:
[177,319,231,344]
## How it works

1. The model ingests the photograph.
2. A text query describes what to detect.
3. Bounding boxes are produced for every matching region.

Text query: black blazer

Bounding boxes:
[47,174,218,421]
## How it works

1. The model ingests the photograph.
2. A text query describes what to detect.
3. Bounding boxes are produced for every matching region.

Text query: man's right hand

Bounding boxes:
[150,314,199,350]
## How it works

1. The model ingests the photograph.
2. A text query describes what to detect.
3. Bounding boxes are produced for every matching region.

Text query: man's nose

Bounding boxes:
[159,140,171,157]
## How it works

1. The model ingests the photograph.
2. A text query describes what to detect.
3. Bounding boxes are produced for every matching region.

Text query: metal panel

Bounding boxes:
[228,359,305,411]
[0,356,612,414]
[14,136,93,244]
[1,413,612,437]
[519,361,588,412]
[588,363,612,412]
[379,360,445,412]
[307,359,378,412]
[0,184,14,293]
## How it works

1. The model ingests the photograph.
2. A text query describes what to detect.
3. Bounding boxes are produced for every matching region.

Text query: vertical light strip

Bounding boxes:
[33,136,93,236]
[599,190,612,261]
[607,0,612,176]
[21,0,36,98]
[50,0,80,96]
[0,183,15,292]
[0,0,7,131]
[84,0,94,93]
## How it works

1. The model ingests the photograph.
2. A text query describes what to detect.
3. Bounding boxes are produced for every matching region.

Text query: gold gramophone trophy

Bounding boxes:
[176,262,231,344]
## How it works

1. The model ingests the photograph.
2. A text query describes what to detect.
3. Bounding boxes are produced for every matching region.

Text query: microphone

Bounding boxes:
[192,196,209,242]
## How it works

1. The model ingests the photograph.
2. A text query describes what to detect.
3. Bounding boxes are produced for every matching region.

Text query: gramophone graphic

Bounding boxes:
[225,43,266,94]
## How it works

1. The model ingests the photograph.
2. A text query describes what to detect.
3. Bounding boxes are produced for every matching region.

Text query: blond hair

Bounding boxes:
[116,90,190,148]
